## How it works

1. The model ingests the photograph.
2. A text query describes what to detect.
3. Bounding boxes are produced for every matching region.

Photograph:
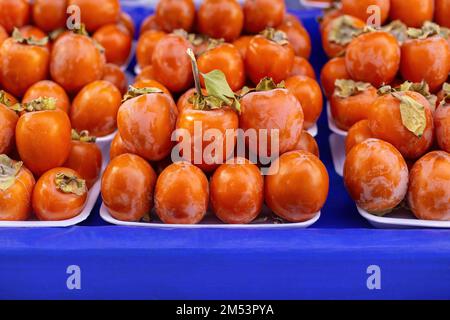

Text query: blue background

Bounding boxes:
[0,3,449,300]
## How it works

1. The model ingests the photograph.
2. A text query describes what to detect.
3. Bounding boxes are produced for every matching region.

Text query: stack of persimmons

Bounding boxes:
[0,0,330,225]
[320,0,449,221]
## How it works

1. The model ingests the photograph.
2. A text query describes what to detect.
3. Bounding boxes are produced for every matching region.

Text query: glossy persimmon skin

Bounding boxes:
[176,106,239,172]
[22,80,70,114]
[176,88,207,113]
[140,15,163,34]
[70,81,122,137]
[330,86,378,131]
[152,34,194,93]
[32,167,88,221]
[109,133,132,160]
[198,43,245,92]
[320,57,350,98]
[0,104,19,154]
[243,0,285,34]
[290,56,315,78]
[210,158,263,224]
[265,150,329,222]
[32,0,66,32]
[294,130,320,157]
[408,151,450,221]
[68,0,121,32]
[368,91,435,160]
[344,139,409,214]
[198,0,244,42]
[16,110,71,177]
[232,35,252,60]
[155,0,195,32]
[400,37,450,93]
[136,30,166,68]
[155,162,209,224]
[285,75,323,129]
[64,141,102,189]
[0,38,49,97]
[345,120,373,155]
[0,0,30,33]
[102,63,128,95]
[322,15,366,58]
[390,0,434,28]
[345,32,400,87]
[102,153,157,222]
[341,0,390,25]
[93,24,132,66]
[245,35,295,84]
[240,89,304,156]
[434,103,450,153]
[50,33,105,94]
[118,93,178,161]
[0,164,35,221]
[435,0,450,28]
[133,79,171,96]
[278,21,311,59]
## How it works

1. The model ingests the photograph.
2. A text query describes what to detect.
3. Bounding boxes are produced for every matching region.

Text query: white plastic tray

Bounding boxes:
[307,123,318,137]
[300,0,334,9]
[329,133,345,177]
[100,203,321,229]
[96,131,116,154]
[357,206,450,229]
[327,102,348,137]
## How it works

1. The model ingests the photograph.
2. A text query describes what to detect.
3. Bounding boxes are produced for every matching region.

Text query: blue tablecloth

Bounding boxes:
[0,6,449,300]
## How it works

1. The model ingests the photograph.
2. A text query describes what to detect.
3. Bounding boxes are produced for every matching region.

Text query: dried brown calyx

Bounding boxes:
[10,97,57,113]
[260,28,289,46]
[122,85,164,102]
[71,129,96,143]
[382,20,408,44]
[407,22,441,40]
[55,173,87,196]
[0,91,13,107]
[328,15,364,46]
[0,155,22,191]
[440,83,450,107]
[12,27,49,46]
[334,79,371,98]
[239,77,286,98]
[398,80,437,108]
[186,48,241,113]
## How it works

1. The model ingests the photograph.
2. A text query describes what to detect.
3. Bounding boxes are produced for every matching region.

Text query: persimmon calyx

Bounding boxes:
[55,173,87,196]
[440,83,450,107]
[71,129,96,143]
[0,91,13,107]
[173,29,212,54]
[260,28,289,45]
[334,79,371,98]
[122,85,164,102]
[10,97,57,113]
[239,77,285,97]
[12,28,49,46]
[392,92,426,138]
[328,15,364,45]
[382,20,408,44]
[186,48,241,113]
[0,155,22,191]
[399,80,437,108]
[71,24,89,36]
[407,22,440,40]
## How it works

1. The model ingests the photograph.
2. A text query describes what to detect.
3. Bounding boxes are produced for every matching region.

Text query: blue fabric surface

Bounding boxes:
[0,7,449,300]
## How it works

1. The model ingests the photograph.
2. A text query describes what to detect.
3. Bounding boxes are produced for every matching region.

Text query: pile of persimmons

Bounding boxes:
[320,0,449,221]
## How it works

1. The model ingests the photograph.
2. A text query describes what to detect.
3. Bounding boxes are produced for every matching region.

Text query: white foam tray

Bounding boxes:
[357,206,450,229]
[329,133,345,177]
[327,102,348,137]
[100,203,321,229]
[300,0,334,9]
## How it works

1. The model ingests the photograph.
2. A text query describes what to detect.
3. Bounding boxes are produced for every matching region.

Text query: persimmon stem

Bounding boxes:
[186,48,203,100]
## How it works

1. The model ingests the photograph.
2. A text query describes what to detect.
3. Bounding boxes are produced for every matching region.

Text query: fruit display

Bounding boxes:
[318,1,449,221]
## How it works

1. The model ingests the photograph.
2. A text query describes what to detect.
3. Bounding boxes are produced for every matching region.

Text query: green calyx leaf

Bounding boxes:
[12,27,49,46]
[398,80,437,108]
[55,173,87,196]
[0,91,13,107]
[0,155,22,191]
[334,79,371,98]
[122,85,164,102]
[71,129,96,143]
[11,97,57,113]
[260,28,289,45]
[407,22,440,40]
[328,15,364,46]
[392,92,427,138]
[200,70,241,112]
[382,20,408,44]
